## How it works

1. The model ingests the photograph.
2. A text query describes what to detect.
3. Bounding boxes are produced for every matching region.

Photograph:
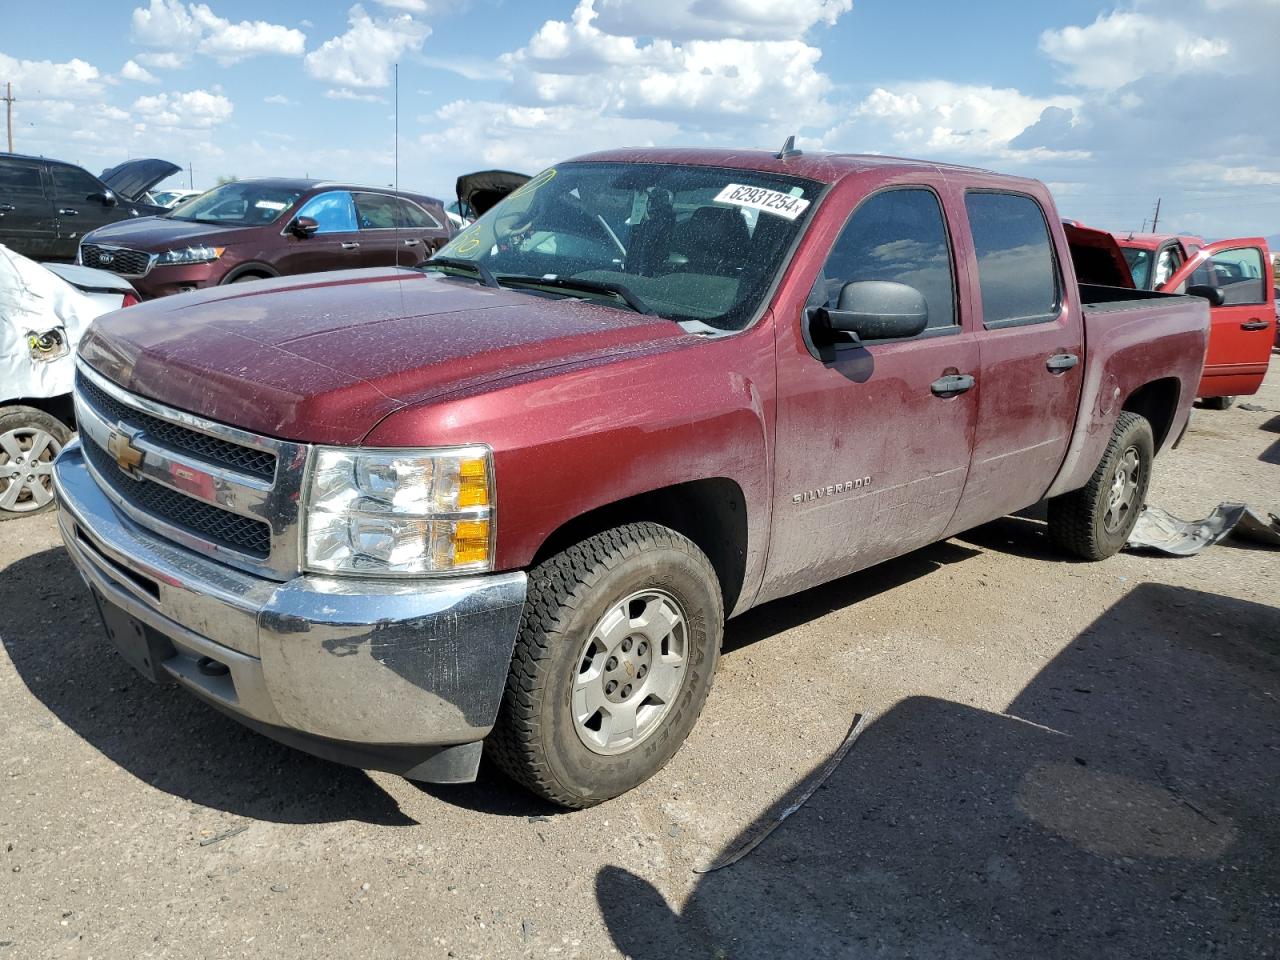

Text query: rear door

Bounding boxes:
[0,157,56,258]
[1162,239,1273,398]
[394,197,450,264]
[275,190,362,275]
[762,182,980,603]
[947,189,1084,534]
[50,164,117,258]
[352,192,404,267]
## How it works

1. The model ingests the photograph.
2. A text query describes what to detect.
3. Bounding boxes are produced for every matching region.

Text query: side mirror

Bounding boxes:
[814,281,929,345]
[1186,284,1225,307]
[90,190,117,207]
[289,215,319,238]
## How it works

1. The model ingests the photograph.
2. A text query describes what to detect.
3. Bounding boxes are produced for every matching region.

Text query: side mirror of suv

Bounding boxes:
[812,280,929,345]
[89,190,117,207]
[289,216,320,239]
[1186,284,1226,307]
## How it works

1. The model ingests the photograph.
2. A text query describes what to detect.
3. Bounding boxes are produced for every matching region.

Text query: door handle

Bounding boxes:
[931,374,975,397]
[402,238,421,246]
[59,208,79,216]
[1241,319,1269,331]
[340,241,360,250]
[1046,353,1080,372]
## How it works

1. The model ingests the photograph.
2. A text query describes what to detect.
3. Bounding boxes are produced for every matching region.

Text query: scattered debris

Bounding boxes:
[696,713,867,873]
[1126,503,1280,556]
[1237,402,1269,412]
[197,824,249,847]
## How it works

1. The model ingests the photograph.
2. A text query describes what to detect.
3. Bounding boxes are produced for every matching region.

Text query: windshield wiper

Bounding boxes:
[422,256,499,288]
[496,275,654,315]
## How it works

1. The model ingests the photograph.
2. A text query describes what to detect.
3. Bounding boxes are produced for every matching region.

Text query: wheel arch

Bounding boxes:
[1121,377,1180,452]
[221,262,280,283]
[529,477,750,617]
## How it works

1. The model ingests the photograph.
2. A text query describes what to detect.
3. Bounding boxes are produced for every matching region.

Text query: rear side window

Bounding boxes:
[0,160,45,197]
[966,192,1060,327]
[51,165,101,199]
[354,193,400,229]
[819,187,956,332]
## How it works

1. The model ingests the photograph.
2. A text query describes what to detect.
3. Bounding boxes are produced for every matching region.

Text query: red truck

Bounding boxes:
[1114,232,1274,408]
[52,148,1210,808]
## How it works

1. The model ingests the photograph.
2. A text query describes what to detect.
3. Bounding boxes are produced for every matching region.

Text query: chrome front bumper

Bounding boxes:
[52,441,528,783]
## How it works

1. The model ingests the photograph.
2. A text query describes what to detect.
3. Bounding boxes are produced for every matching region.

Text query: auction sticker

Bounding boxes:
[714,183,810,220]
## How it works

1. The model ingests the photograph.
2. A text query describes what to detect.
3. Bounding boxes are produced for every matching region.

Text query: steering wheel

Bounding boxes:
[492,210,529,244]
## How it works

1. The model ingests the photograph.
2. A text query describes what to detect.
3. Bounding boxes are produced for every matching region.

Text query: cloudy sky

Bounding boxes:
[4,0,1278,239]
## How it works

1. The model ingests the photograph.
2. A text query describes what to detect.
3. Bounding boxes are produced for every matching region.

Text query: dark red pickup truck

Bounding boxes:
[52,148,1210,807]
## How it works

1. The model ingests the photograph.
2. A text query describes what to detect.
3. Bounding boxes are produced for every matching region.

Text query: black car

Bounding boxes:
[0,154,179,261]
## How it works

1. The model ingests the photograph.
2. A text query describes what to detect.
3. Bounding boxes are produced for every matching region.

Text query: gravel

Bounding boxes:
[2,368,1277,959]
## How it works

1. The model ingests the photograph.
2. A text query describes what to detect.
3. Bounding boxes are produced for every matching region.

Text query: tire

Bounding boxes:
[231,274,267,284]
[0,406,72,520]
[1201,395,1234,410]
[1047,411,1154,560]
[489,522,723,808]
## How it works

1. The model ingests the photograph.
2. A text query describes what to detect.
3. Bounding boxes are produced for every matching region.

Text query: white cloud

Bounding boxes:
[324,88,387,103]
[825,81,1087,162]
[263,93,294,105]
[304,5,431,89]
[132,88,233,128]
[0,54,104,100]
[135,51,186,70]
[120,59,159,83]
[591,0,851,41]
[1040,10,1231,90]
[129,0,306,66]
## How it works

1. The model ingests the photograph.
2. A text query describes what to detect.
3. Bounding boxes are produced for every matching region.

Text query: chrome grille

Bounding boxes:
[82,438,270,557]
[81,244,154,277]
[76,372,276,481]
[72,361,308,580]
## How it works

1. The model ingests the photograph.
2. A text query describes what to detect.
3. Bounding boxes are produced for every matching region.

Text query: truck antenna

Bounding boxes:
[775,134,801,160]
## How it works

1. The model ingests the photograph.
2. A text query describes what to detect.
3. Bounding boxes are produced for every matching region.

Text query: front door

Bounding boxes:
[51,164,119,259]
[277,190,362,276]
[762,184,979,604]
[1163,239,1274,398]
[0,158,56,258]
[947,189,1085,533]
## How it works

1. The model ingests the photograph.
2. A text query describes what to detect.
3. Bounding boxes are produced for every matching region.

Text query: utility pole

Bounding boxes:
[1150,197,1162,233]
[188,162,193,189]
[3,82,14,153]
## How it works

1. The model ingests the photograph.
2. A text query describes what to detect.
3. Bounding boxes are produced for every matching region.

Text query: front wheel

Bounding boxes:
[1047,411,1153,560]
[488,523,723,808]
[0,406,71,520]
[1201,395,1234,410]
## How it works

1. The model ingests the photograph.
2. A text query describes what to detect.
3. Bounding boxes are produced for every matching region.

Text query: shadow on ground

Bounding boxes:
[598,580,1280,958]
[1,546,415,825]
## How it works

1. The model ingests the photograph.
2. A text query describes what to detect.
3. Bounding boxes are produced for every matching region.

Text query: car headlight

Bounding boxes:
[303,446,494,576]
[156,245,224,266]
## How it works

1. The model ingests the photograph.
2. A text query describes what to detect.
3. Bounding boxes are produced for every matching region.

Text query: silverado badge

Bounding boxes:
[106,428,144,476]
[792,477,872,504]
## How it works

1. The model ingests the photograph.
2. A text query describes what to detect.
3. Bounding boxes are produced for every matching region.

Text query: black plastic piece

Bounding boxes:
[1186,284,1225,307]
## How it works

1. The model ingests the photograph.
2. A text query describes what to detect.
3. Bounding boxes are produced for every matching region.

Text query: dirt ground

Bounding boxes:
[2,368,1278,960]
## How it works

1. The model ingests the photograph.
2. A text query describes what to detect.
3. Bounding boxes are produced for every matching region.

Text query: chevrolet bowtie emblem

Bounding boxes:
[106,428,144,475]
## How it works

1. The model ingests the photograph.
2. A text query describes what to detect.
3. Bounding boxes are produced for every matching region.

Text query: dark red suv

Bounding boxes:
[76,178,453,298]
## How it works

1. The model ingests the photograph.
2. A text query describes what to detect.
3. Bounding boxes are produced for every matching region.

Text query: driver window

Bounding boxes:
[819,188,956,332]
[295,191,356,234]
[1209,247,1266,305]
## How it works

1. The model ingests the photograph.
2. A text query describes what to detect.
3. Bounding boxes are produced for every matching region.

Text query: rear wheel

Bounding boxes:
[1201,395,1234,410]
[489,523,722,808]
[0,406,71,520]
[1047,411,1153,560]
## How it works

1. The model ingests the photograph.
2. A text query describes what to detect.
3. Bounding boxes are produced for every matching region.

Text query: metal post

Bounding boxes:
[3,82,14,153]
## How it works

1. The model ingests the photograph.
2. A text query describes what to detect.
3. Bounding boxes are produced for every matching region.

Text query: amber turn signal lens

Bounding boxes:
[457,457,490,508]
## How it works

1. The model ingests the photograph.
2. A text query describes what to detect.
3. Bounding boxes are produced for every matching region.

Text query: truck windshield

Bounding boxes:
[167,183,303,227]
[1119,246,1152,289]
[432,162,823,332]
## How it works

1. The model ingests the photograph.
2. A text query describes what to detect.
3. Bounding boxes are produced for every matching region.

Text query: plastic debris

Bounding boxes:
[1126,503,1280,556]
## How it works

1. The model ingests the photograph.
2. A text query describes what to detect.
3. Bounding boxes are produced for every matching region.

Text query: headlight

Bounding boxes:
[156,245,224,265]
[303,446,494,576]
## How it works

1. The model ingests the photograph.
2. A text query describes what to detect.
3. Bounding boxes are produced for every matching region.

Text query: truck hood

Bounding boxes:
[78,268,691,444]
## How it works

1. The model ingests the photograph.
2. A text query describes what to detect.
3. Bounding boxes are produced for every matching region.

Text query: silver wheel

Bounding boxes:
[0,426,61,514]
[572,589,688,756]
[1103,445,1140,533]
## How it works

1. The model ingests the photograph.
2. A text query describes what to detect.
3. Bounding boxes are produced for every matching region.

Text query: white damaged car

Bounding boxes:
[0,245,138,518]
